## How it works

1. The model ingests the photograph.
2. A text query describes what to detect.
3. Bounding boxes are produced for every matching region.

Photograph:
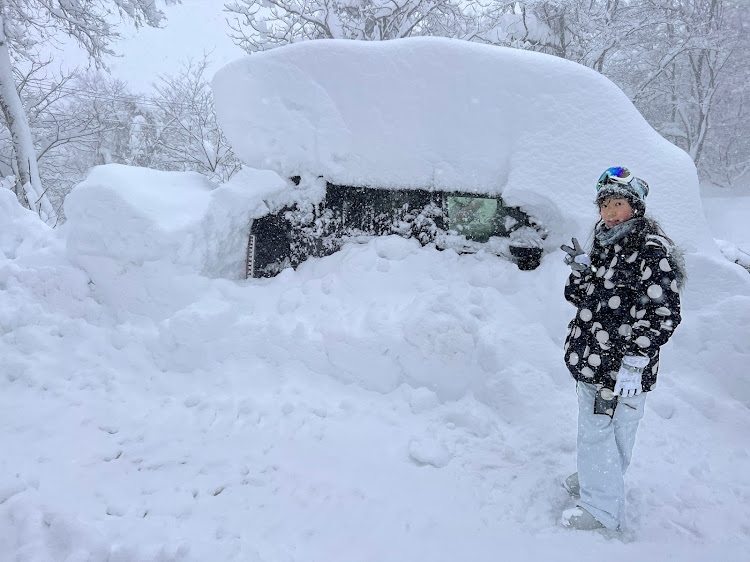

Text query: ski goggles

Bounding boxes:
[596,166,646,199]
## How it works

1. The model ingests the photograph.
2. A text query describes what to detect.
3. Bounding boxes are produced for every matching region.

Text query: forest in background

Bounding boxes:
[1,0,747,224]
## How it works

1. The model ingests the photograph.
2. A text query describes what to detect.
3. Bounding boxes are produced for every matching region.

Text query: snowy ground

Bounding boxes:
[5,31,750,562]
[1,182,750,560]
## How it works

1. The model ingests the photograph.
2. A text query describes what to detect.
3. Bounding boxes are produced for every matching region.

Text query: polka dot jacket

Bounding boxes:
[564,226,682,391]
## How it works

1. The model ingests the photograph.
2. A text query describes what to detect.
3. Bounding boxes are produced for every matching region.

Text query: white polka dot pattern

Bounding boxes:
[647,284,663,299]
[563,230,681,391]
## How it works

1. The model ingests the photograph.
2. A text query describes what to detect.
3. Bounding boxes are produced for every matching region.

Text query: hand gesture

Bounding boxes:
[560,238,591,271]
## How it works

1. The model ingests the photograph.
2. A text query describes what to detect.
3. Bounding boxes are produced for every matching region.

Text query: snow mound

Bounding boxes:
[64,164,277,275]
[3,168,750,557]
[213,37,712,253]
[0,188,53,261]
[63,164,286,317]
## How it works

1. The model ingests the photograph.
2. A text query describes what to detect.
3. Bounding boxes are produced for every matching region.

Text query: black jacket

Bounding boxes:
[564,218,683,391]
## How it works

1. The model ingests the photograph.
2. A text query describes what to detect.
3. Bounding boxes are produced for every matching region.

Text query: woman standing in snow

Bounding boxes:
[560,166,684,531]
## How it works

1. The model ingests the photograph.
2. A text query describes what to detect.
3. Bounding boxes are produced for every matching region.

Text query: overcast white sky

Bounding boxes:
[52,0,243,92]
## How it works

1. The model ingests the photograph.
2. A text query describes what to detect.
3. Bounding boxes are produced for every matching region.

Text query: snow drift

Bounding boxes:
[63,164,288,317]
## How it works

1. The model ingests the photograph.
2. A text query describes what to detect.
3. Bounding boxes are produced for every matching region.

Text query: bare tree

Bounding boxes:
[224,0,468,52]
[0,0,172,225]
[47,72,152,211]
[11,63,114,208]
[700,43,750,186]
[482,0,748,185]
[151,56,241,182]
[636,0,741,168]
[8,61,242,222]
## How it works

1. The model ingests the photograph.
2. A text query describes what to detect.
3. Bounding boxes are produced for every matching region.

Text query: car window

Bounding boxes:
[446,196,499,242]
[248,185,544,278]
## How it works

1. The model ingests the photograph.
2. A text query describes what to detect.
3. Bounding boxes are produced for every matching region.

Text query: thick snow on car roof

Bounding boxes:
[213,37,712,252]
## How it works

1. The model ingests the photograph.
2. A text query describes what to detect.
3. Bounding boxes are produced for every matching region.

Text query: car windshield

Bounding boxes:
[446,196,499,242]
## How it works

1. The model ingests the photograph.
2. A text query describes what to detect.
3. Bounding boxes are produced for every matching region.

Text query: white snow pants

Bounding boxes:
[576,381,647,530]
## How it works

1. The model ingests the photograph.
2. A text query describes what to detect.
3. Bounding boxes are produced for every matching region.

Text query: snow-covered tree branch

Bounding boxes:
[150,56,241,182]
[475,0,748,185]
[224,0,469,52]
[0,0,173,225]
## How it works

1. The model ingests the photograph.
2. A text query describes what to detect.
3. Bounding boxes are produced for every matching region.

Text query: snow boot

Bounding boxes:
[562,472,580,498]
[561,506,605,531]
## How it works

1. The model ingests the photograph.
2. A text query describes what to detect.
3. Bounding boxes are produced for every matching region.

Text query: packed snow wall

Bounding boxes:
[63,164,287,318]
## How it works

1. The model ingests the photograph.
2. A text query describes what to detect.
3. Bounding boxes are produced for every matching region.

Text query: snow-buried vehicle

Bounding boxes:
[212,37,708,279]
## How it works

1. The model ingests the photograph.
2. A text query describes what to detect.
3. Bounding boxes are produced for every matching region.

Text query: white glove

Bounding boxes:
[572,253,591,268]
[614,356,649,397]
[561,238,591,271]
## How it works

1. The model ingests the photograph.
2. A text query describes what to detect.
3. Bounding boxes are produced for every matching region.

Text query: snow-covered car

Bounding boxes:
[247,180,547,278]
[212,37,704,283]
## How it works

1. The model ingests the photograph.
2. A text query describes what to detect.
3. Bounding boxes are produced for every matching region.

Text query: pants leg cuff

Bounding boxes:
[576,500,620,530]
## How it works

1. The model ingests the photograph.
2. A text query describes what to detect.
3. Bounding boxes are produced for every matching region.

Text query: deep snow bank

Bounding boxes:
[0,189,103,382]
[65,164,284,277]
[63,165,288,318]
[1,188,54,262]
[212,37,712,254]
[3,163,750,559]
[4,190,750,559]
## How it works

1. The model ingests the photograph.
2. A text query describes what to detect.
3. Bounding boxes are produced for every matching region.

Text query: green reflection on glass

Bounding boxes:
[446,196,498,242]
